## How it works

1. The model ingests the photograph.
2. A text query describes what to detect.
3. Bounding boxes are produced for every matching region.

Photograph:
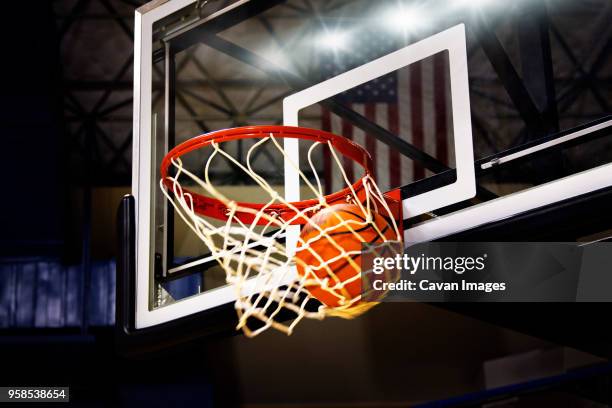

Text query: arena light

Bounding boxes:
[385,5,426,33]
[454,0,493,8]
[318,30,349,51]
[262,48,291,70]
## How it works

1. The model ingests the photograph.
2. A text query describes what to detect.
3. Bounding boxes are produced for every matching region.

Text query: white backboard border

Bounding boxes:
[283,23,477,221]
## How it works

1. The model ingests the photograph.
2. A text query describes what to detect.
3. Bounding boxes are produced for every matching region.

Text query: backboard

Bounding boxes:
[127,0,612,335]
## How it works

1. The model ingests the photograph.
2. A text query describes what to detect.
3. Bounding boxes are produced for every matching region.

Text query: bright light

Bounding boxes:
[262,48,291,70]
[386,6,426,32]
[454,0,493,8]
[318,30,349,51]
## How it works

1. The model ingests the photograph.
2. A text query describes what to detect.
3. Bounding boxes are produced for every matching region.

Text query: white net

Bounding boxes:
[160,129,402,337]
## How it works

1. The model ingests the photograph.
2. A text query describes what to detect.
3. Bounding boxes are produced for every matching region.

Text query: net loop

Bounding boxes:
[160,125,402,337]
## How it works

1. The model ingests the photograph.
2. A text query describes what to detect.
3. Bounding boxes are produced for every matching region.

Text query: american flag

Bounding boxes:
[320,35,454,194]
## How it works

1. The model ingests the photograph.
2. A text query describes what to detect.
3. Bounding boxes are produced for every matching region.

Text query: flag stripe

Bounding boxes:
[376,104,390,190]
[321,108,332,194]
[330,112,345,189]
[398,67,414,187]
[434,53,449,166]
[388,103,400,187]
[352,104,367,184]
[410,61,425,180]
[341,112,355,181]
[365,103,377,180]
[422,56,437,178]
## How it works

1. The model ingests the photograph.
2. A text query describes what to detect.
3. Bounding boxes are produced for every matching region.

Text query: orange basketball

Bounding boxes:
[295,203,396,307]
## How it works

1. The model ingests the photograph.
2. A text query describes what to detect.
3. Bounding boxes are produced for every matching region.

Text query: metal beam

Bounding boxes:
[550,24,610,113]
[515,0,563,181]
[164,41,177,277]
[472,10,547,136]
[557,31,612,114]
[154,0,285,63]
[58,0,90,39]
[516,0,558,136]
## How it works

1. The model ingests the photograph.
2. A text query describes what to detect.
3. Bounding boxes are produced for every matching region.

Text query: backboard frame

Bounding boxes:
[132,0,263,329]
[130,0,612,335]
[283,23,476,224]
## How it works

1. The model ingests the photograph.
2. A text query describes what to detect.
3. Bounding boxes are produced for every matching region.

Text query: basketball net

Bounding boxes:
[160,131,401,337]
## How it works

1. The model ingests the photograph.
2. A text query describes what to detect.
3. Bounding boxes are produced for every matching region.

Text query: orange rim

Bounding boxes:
[160,125,374,225]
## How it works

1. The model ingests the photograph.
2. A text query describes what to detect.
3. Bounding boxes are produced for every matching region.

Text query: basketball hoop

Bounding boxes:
[160,125,402,337]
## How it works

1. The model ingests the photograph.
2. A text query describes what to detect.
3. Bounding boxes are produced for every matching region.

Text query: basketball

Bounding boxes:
[295,203,396,307]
